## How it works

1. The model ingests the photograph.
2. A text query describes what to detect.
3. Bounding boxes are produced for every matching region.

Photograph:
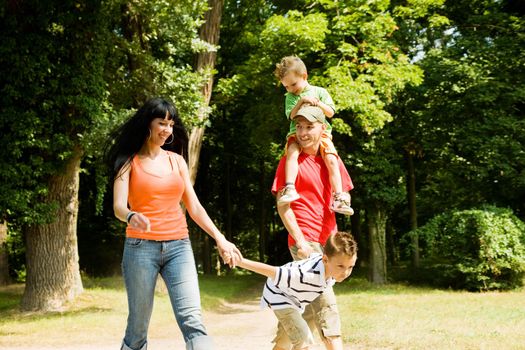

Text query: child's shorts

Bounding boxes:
[273,307,315,349]
[285,132,338,158]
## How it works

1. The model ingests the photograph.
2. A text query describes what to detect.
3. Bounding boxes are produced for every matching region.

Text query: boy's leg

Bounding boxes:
[320,136,353,216]
[308,286,343,350]
[273,308,315,350]
[291,242,343,350]
[279,137,301,205]
[272,321,292,350]
[323,153,342,194]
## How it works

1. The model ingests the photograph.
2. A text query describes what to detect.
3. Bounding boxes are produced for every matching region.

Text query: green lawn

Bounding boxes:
[0,274,524,349]
[335,278,525,349]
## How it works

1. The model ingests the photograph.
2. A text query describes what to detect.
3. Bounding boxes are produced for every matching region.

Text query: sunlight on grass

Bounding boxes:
[0,274,265,348]
[1,274,524,349]
[335,277,525,349]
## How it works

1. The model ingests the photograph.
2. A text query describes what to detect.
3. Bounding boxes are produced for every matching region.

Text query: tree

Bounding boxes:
[396,0,525,223]
[0,222,9,285]
[76,0,215,276]
[0,0,108,310]
[211,0,443,282]
[188,0,224,184]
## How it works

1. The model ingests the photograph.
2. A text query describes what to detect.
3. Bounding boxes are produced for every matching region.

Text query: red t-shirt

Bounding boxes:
[271,153,354,247]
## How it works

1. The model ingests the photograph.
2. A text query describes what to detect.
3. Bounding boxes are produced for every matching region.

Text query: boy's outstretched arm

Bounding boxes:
[238,258,278,281]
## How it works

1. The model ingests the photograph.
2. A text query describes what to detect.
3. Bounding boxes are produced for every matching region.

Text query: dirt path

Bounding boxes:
[4,298,346,350]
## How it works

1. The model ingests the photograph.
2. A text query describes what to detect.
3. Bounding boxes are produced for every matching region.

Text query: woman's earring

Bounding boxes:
[165,134,174,145]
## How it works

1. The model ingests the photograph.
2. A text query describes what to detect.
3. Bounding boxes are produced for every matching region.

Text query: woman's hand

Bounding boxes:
[129,212,151,232]
[216,237,242,268]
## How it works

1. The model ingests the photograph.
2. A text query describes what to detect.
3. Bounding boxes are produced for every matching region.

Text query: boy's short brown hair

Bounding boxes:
[324,231,358,258]
[274,56,307,80]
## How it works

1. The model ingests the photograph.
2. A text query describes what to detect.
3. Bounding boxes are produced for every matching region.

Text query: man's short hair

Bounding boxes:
[274,56,307,80]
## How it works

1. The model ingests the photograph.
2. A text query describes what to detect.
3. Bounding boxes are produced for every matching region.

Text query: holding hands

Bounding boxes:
[217,236,243,268]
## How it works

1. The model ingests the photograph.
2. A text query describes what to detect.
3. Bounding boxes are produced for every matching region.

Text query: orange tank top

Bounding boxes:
[126,151,188,241]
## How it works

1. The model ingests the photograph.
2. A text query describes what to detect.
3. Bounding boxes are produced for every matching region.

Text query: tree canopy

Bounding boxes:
[1,0,524,307]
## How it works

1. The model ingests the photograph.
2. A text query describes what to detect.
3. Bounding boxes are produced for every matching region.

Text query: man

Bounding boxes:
[271,105,354,350]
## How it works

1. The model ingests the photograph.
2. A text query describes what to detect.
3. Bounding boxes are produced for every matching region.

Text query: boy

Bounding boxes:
[235,231,358,350]
[274,56,353,215]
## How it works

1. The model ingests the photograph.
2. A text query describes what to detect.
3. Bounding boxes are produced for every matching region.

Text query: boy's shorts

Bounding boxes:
[290,242,341,339]
[285,132,338,158]
[273,307,315,349]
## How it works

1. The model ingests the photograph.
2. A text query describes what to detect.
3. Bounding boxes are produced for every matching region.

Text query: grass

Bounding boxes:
[1,274,524,349]
[335,277,525,349]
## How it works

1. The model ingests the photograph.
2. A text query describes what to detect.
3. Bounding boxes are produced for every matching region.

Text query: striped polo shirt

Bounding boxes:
[260,253,335,313]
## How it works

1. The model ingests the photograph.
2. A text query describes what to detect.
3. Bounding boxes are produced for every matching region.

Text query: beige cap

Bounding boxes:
[294,105,326,123]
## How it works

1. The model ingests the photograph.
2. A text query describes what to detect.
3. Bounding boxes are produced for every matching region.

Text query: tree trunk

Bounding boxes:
[350,210,366,267]
[21,149,84,311]
[258,160,267,262]
[386,220,397,266]
[188,0,224,184]
[200,151,213,275]
[407,151,420,268]
[368,203,387,284]
[225,154,233,242]
[203,234,212,274]
[0,221,10,286]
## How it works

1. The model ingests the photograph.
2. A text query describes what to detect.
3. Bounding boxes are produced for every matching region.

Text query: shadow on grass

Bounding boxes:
[199,273,266,310]
[0,284,23,312]
[0,280,119,323]
[0,273,267,321]
[82,274,125,290]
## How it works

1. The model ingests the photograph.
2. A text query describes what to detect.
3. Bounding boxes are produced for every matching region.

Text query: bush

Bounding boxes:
[409,206,525,291]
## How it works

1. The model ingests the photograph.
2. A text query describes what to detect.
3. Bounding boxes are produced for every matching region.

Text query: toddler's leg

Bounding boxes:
[285,141,300,187]
[323,153,342,194]
[323,153,354,216]
[278,142,301,205]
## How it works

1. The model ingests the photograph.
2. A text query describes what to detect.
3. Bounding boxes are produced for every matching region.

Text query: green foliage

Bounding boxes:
[0,0,214,277]
[0,0,109,226]
[411,207,525,290]
[103,0,210,126]
[5,224,25,282]
[391,0,525,221]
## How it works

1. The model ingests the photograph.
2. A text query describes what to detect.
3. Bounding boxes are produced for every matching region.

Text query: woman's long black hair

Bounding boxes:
[105,98,189,183]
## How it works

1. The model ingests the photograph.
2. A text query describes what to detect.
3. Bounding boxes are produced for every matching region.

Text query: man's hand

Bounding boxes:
[295,240,314,259]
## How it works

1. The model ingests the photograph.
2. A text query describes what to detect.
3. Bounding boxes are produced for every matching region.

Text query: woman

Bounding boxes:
[106,98,241,350]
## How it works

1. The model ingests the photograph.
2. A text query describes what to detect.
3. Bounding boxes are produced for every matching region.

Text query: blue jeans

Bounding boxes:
[121,237,213,350]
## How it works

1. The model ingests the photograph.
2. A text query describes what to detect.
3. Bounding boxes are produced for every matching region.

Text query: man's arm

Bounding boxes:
[276,200,314,259]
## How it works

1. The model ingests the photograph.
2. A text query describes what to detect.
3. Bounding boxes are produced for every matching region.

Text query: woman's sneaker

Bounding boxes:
[277,186,300,205]
[331,192,354,215]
